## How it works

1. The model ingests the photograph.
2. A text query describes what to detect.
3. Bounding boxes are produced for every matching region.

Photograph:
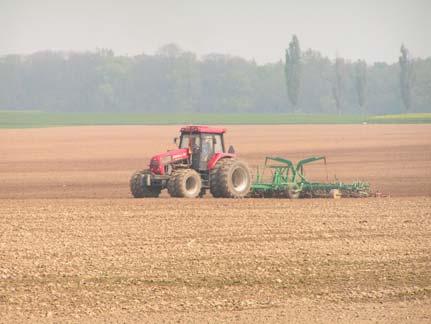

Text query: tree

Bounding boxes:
[1,45,431,115]
[301,49,333,113]
[354,60,367,115]
[157,43,183,58]
[284,35,302,112]
[332,57,345,115]
[399,44,415,112]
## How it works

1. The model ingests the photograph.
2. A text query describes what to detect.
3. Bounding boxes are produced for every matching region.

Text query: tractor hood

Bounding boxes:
[149,148,190,175]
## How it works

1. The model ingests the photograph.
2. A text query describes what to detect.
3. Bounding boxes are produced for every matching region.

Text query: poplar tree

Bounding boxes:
[355,60,367,115]
[332,57,345,115]
[284,35,302,112]
[399,44,414,112]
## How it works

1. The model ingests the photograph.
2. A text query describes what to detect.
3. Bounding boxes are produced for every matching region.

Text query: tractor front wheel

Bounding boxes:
[130,170,161,198]
[167,169,202,198]
[210,159,251,198]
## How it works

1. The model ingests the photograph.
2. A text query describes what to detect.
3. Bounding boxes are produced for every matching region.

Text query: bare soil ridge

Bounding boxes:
[1,198,431,322]
[1,125,430,322]
[1,124,430,198]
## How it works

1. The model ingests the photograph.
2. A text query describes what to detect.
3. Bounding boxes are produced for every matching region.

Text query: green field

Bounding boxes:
[1,111,431,128]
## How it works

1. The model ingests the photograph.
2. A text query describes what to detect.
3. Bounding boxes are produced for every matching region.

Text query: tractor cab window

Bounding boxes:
[180,132,223,156]
[201,134,214,162]
[179,134,189,148]
[213,134,223,153]
[200,134,224,161]
[190,135,200,151]
[179,133,201,149]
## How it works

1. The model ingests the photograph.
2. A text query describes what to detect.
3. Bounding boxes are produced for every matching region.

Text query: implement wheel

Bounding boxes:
[210,158,251,198]
[167,169,202,198]
[286,184,301,199]
[130,170,161,198]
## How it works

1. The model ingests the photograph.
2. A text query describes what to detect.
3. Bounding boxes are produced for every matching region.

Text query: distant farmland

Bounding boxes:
[1,111,431,128]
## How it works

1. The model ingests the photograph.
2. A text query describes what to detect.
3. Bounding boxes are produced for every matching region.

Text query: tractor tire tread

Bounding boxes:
[130,170,161,198]
[167,169,201,198]
[210,158,251,198]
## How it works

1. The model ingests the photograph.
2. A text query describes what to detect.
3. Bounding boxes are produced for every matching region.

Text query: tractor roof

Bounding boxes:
[180,125,226,134]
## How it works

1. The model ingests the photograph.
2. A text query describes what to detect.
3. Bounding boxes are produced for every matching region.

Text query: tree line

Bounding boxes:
[284,35,422,114]
[0,42,430,114]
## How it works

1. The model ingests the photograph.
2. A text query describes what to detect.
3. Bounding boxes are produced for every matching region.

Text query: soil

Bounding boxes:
[0,125,430,322]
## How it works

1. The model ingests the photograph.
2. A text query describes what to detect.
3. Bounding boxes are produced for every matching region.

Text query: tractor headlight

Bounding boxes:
[150,158,159,168]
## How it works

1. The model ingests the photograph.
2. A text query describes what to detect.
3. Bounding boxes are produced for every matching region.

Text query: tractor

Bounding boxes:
[130,126,251,198]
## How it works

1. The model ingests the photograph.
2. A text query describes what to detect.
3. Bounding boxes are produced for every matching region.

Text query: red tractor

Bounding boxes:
[130,126,251,198]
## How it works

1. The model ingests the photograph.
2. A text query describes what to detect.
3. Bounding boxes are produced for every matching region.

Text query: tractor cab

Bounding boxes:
[176,126,227,171]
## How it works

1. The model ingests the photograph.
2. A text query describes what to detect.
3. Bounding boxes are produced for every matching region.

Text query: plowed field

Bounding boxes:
[0,125,430,322]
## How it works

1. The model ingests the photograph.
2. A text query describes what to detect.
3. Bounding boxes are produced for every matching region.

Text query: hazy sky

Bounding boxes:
[1,0,430,64]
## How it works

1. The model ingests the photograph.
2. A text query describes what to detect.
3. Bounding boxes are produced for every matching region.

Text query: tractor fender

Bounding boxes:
[207,153,235,170]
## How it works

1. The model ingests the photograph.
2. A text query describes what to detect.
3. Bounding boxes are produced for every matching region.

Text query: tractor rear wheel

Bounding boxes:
[167,169,202,198]
[130,170,161,198]
[210,158,251,198]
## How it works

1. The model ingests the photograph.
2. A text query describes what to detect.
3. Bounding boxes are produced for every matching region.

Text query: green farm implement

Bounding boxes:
[250,156,370,199]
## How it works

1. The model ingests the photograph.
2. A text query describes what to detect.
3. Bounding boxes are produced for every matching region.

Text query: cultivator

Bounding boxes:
[249,156,370,199]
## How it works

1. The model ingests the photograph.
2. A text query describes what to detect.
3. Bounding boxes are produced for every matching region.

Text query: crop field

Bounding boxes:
[1,111,431,128]
[1,124,431,322]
